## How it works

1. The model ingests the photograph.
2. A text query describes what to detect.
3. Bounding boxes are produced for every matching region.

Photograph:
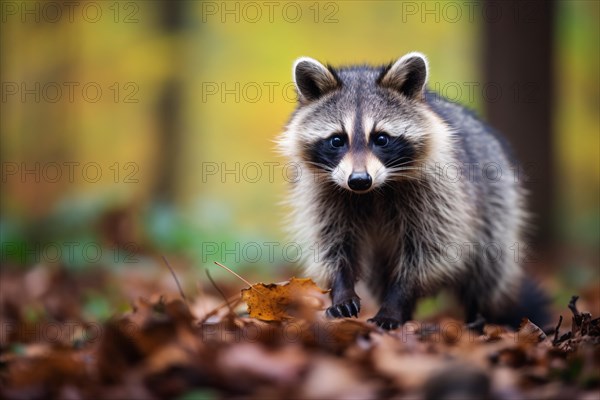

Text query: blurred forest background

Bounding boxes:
[1,0,598,319]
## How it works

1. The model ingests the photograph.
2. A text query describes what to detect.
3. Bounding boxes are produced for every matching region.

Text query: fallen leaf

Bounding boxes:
[241,278,328,321]
[517,318,547,344]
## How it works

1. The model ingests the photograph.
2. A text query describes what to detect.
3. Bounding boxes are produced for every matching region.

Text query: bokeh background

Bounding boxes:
[1,0,598,319]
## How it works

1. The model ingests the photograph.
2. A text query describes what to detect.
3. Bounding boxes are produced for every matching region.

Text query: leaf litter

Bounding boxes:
[0,261,598,400]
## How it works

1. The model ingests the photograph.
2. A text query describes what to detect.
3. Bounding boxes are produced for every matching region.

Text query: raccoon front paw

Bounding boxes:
[367,316,401,330]
[326,297,361,318]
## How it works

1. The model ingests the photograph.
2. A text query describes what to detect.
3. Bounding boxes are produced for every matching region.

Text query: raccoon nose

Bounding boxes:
[348,172,372,191]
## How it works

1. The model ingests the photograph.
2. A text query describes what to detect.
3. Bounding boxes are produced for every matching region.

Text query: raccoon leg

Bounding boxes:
[325,267,361,318]
[368,283,417,330]
[460,285,486,332]
[460,281,481,324]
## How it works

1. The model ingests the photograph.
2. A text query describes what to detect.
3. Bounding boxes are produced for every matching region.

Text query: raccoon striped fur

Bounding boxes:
[277,52,548,330]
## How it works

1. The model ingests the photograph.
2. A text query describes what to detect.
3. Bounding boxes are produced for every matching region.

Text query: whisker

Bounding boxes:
[303,161,335,172]
[386,173,428,185]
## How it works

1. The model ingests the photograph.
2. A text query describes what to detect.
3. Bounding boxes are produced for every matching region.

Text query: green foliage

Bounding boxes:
[177,390,219,400]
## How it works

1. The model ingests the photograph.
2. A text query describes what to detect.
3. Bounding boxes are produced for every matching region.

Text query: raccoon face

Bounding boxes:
[287,52,434,193]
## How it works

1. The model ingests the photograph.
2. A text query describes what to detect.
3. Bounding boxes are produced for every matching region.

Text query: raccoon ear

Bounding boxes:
[293,57,340,103]
[379,52,428,100]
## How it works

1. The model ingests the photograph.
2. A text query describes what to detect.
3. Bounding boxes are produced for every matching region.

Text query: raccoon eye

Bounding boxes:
[374,133,390,147]
[330,135,345,148]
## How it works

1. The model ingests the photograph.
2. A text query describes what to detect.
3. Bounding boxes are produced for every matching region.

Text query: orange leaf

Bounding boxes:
[241,278,328,321]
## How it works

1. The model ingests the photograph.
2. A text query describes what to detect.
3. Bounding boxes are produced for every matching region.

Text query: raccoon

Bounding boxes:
[277,52,548,329]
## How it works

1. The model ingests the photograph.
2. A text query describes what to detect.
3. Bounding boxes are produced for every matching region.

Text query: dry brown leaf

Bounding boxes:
[301,356,380,399]
[144,344,190,374]
[374,351,443,391]
[219,342,307,384]
[484,324,509,341]
[2,264,599,400]
[517,318,547,345]
[241,278,328,321]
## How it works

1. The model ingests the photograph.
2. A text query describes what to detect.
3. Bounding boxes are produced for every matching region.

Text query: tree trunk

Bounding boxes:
[483,0,554,249]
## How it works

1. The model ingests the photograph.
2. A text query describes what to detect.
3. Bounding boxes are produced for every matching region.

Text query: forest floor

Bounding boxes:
[1,259,599,400]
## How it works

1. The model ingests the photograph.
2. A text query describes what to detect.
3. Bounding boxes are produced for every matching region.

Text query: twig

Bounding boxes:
[568,295,583,332]
[213,261,266,296]
[568,295,581,319]
[553,315,563,345]
[198,293,242,324]
[161,256,189,310]
[205,269,235,315]
[213,261,254,288]
[581,312,592,336]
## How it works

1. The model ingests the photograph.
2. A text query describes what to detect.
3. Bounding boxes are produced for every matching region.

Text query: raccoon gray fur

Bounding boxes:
[277,52,548,330]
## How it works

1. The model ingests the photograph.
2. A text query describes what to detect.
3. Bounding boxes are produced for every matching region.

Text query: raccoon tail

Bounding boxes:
[492,277,551,330]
